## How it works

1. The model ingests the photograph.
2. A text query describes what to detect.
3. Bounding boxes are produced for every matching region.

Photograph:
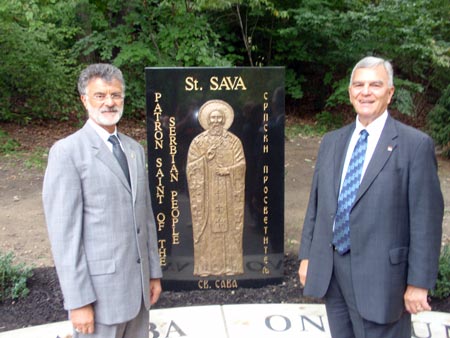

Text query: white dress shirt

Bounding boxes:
[339,111,388,192]
[87,118,122,152]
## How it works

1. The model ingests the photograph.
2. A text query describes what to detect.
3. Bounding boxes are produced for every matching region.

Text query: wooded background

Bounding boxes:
[1,0,449,154]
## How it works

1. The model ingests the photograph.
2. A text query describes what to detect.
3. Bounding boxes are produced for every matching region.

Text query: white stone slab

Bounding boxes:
[223,303,330,337]
[0,320,72,338]
[412,311,450,337]
[1,304,449,338]
[149,305,227,338]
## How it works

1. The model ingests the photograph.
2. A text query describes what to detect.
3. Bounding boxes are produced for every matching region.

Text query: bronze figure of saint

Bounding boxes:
[187,100,246,277]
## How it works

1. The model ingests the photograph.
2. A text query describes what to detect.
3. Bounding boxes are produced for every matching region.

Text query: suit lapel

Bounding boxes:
[354,116,398,205]
[83,123,132,193]
[120,133,138,203]
[334,123,355,198]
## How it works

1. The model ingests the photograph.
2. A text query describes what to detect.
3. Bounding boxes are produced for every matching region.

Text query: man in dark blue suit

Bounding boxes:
[298,56,443,338]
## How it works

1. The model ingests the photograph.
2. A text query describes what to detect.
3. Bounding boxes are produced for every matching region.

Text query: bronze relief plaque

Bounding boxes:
[146,67,284,290]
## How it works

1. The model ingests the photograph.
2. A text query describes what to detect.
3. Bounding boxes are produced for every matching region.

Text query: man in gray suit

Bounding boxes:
[298,56,443,338]
[43,64,162,337]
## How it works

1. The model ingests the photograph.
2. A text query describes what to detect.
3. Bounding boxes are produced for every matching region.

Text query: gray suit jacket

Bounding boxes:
[299,115,443,324]
[43,122,162,325]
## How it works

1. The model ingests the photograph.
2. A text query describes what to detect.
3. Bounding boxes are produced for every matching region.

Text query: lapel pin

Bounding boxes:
[387,146,393,152]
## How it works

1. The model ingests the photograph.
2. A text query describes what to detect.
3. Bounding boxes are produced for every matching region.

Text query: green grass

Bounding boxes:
[0,128,49,171]
[285,123,325,139]
[1,147,49,171]
[285,111,344,140]
[0,129,20,154]
[23,147,48,170]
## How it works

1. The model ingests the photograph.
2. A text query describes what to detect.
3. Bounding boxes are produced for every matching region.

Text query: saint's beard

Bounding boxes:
[209,125,224,136]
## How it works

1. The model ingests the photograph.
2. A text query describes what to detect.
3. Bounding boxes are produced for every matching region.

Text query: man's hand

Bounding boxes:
[150,278,162,305]
[298,259,309,287]
[404,285,431,314]
[70,304,95,334]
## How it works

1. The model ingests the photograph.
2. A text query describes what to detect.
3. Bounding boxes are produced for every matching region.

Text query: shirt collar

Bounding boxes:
[87,118,118,143]
[355,110,388,136]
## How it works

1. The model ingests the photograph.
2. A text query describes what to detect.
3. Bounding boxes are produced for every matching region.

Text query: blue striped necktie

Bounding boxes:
[332,129,369,255]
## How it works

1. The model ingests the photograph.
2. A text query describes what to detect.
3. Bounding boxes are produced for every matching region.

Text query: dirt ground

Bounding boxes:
[1,120,449,267]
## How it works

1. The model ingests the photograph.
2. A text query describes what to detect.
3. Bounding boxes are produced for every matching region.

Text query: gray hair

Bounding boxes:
[77,63,125,95]
[350,56,394,87]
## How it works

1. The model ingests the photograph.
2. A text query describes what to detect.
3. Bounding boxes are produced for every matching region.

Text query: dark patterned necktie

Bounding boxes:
[108,135,130,186]
[332,129,369,255]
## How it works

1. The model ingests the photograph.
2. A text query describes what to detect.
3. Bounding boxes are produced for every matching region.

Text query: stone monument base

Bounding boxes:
[2,304,449,338]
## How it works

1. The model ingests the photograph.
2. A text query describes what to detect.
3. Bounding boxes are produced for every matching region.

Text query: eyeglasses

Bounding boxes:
[87,93,125,102]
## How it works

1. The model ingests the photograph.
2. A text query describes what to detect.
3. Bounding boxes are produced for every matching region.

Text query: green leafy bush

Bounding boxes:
[430,244,450,299]
[428,85,450,158]
[325,78,352,110]
[0,1,77,123]
[0,251,33,302]
[316,111,343,132]
[0,0,449,123]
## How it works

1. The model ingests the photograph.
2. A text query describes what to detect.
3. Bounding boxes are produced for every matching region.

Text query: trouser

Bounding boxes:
[325,250,411,338]
[74,300,149,338]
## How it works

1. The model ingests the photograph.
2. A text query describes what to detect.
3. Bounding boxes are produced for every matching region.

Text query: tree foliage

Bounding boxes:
[0,0,448,138]
[62,0,234,116]
[0,0,77,123]
[273,0,449,115]
[428,84,450,157]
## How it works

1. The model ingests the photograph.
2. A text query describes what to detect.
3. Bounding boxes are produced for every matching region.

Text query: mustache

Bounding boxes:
[101,108,119,113]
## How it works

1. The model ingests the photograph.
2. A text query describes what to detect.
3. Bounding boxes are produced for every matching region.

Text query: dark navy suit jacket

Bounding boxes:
[299,115,443,324]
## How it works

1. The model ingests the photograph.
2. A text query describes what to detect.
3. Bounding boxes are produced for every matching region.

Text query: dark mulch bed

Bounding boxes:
[0,253,448,332]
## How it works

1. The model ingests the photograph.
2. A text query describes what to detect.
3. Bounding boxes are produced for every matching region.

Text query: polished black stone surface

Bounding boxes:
[146,67,285,290]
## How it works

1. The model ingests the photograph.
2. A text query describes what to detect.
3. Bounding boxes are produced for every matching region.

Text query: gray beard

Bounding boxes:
[209,126,223,136]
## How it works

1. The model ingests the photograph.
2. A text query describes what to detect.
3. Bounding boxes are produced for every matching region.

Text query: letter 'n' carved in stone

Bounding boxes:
[300,315,326,332]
